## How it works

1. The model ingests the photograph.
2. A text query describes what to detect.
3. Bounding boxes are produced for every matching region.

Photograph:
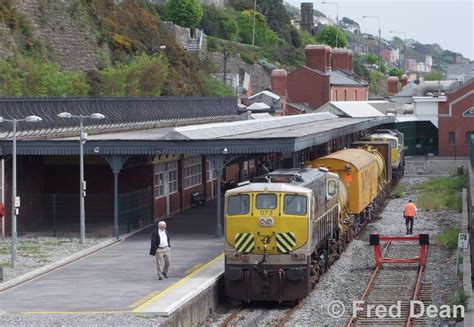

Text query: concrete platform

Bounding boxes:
[133,253,224,315]
[0,200,224,314]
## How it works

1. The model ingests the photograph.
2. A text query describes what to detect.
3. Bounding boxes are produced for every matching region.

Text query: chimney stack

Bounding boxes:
[300,3,314,34]
[305,45,331,73]
[271,69,287,97]
[271,69,288,116]
[387,76,399,96]
[331,48,349,72]
[347,50,353,73]
[401,74,408,87]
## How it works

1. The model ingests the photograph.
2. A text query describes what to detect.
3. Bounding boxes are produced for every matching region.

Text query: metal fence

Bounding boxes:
[20,187,152,236]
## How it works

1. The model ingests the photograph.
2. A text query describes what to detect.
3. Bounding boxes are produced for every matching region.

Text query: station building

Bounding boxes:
[0,97,394,237]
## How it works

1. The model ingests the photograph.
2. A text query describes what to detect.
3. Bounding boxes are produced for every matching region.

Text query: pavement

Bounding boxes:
[0,200,224,313]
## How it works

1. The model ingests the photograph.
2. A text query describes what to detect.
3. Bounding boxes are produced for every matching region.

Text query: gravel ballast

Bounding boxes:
[204,176,464,327]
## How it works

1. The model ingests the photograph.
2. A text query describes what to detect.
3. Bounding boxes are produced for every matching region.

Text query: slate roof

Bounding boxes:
[0,97,240,140]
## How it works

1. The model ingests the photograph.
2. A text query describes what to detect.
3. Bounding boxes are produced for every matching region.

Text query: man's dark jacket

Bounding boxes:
[149,228,171,256]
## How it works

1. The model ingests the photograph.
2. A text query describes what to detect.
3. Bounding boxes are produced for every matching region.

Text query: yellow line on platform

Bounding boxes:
[22,311,131,315]
[132,252,224,313]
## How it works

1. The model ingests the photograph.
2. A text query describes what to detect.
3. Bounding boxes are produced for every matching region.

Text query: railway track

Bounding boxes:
[220,301,301,327]
[347,240,432,327]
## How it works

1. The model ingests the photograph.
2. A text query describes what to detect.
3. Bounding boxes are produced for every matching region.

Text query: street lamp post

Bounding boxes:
[57,112,105,243]
[0,115,43,269]
[363,15,381,71]
[322,1,339,48]
[252,0,257,46]
[390,30,407,70]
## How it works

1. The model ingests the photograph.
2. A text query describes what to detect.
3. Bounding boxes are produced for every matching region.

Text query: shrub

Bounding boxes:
[257,58,276,72]
[96,53,169,96]
[393,190,405,198]
[452,289,469,316]
[0,57,89,97]
[436,227,461,250]
[204,77,235,96]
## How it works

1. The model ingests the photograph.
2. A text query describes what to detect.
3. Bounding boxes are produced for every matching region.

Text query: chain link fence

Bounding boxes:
[20,187,152,236]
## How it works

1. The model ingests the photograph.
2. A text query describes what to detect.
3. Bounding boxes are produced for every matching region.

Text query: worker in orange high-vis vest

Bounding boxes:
[403,199,417,235]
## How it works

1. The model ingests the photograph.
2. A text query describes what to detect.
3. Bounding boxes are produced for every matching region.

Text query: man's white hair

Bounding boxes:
[158,221,166,227]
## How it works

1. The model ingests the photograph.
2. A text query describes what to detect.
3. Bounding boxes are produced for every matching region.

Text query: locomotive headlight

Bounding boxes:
[227,252,242,261]
[291,252,306,260]
[259,217,274,227]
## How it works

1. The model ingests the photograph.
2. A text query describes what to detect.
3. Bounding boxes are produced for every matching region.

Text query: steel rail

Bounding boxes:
[405,247,428,327]
[346,241,392,327]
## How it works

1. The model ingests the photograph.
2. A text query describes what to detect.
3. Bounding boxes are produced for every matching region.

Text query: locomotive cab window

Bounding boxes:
[227,194,250,215]
[327,180,337,197]
[256,194,277,209]
[283,194,307,215]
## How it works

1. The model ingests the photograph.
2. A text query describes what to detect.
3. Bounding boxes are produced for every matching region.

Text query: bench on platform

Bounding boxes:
[191,191,206,206]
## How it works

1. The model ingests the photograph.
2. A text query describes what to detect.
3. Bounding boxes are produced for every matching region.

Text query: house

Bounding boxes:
[271,45,369,115]
[438,79,474,156]
[247,90,282,114]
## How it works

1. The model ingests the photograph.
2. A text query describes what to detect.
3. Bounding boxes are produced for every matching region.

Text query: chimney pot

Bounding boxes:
[305,44,331,73]
[387,76,399,96]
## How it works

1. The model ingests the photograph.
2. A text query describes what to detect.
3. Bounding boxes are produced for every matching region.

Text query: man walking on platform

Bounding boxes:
[403,199,417,235]
[149,221,171,280]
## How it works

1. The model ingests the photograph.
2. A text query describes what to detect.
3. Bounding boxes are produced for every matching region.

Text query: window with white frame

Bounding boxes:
[154,161,178,197]
[168,161,178,193]
[154,164,165,197]
[184,157,202,188]
[207,160,217,181]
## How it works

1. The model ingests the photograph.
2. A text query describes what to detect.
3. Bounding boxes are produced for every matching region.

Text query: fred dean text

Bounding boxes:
[353,300,465,319]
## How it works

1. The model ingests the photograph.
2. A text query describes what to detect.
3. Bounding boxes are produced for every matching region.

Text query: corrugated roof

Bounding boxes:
[320,101,385,118]
[249,90,280,100]
[3,115,395,156]
[251,113,273,119]
[162,112,337,140]
[247,102,271,110]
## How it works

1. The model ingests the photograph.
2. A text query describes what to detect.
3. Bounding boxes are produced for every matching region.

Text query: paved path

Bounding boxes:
[0,201,223,313]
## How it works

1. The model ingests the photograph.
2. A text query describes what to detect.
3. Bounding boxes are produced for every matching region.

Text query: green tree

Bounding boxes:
[389,67,404,79]
[424,71,444,81]
[366,53,378,65]
[236,10,279,47]
[316,25,348,48]
[299,31,317,47]
[166,0,203,29]
[353,53,369,80]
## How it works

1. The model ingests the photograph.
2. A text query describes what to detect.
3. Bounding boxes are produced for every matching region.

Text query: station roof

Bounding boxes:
[318,101,386,118]
[0,113,395,156]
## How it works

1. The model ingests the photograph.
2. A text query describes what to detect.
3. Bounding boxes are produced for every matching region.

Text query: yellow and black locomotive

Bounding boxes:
[224,168,342,302]
[224,130,403,302]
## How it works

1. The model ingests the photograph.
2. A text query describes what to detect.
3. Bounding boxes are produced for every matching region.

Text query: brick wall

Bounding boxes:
[438,81,474,156]
[330,86,368,101]
[287,68,330,109]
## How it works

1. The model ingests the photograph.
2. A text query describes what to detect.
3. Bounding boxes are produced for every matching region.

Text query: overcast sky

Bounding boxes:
[286,0,474,60]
